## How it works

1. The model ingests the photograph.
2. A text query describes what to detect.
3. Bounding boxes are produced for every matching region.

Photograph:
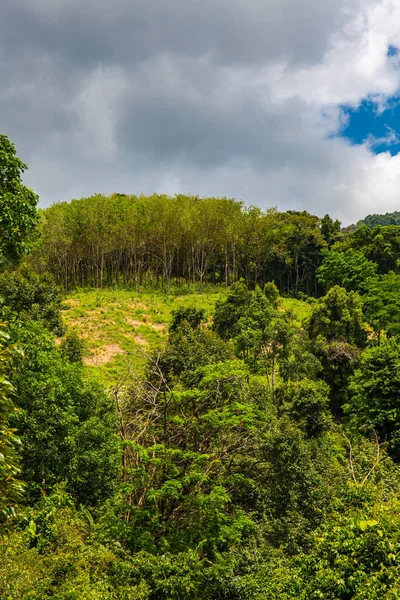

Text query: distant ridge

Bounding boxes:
[356,211,400,228]
[345,211,400,232]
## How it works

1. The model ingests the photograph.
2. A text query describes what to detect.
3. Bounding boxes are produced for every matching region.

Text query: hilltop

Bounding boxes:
[348,210,400,230]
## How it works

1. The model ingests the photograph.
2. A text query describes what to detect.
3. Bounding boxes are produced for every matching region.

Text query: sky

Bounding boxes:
[2,0,400,223]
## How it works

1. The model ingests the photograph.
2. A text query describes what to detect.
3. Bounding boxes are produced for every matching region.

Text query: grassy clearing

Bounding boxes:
[60,287,224,386]
[60,287,311,387]
[281,297,312,324]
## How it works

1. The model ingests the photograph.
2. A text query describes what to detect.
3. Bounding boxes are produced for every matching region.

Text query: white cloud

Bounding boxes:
[271,0,400,106]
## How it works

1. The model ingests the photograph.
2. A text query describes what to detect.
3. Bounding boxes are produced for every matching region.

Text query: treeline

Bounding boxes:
[33,194,341,295]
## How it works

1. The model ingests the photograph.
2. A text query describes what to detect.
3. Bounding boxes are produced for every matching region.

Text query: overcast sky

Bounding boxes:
[3,0,400,223]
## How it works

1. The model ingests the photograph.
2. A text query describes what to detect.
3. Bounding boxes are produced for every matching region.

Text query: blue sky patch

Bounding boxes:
[388,45,400,58]
[339,98,400,155]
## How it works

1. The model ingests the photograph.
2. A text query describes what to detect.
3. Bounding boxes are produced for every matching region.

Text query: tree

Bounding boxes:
[101,356,259,557]
[289,487,400,599]
[346,224,400,274]
[263,281,280,307]
[0,134,39,268]
[363,272,400,342]
[213,279,251,340]
[317,248,378,293]
[8,320,120,505]
[276,379,331,438]
[159,318,233,386]
[236,289,292,388]
[33,197,333,296]
[280,210,326,296]
[307,286,367,348]
[346,339,400,459]
[60,331,84,364]
[0,264,65,336]
[320,213,342,247]
[307,286,367,411]
[357,210,400,228]
[258,415,344,553]
[0,330,24,532]
[236,287,276,364]
[170,306,205,332]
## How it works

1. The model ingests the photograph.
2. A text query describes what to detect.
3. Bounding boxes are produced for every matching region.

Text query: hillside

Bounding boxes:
[60,288,222,384]
[6,136,400,600]
[60,287,310,385]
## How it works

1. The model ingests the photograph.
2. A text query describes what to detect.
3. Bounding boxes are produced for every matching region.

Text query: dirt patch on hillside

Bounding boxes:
[83,344,124,366]
[134,335,149,346]
[62,298,80,307]
[150,323,166,331]
[127,302,149,311]
[125,317,166,331]
[126,318,145,328]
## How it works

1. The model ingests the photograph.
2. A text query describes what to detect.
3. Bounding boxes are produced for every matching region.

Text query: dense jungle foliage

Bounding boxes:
[3,134,400,598]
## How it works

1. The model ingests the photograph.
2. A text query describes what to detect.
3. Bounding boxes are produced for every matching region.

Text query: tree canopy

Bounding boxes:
[0,134,38,268]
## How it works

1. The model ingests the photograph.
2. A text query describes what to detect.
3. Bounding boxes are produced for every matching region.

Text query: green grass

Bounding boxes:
[60,287,225,386]
[281,297,312,324]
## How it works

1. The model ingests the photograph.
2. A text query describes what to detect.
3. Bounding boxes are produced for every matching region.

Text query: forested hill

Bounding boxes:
[7,133,400,597]
[354,210,400,228]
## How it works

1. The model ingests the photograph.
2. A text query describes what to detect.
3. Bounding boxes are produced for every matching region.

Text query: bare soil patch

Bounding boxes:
[134,335,149,346]
[127,302,149,310]
[83,344,124,366]
[62,298,79,306]
[150,323,166,331]
[126,318,145,328]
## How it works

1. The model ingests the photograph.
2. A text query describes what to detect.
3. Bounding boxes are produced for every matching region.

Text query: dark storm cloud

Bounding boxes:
[117,63,332,172]
[0,0,351,176]
[2,0,349,69]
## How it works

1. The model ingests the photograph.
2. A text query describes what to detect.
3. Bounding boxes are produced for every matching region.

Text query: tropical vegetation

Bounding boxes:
[2,134,400,598]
